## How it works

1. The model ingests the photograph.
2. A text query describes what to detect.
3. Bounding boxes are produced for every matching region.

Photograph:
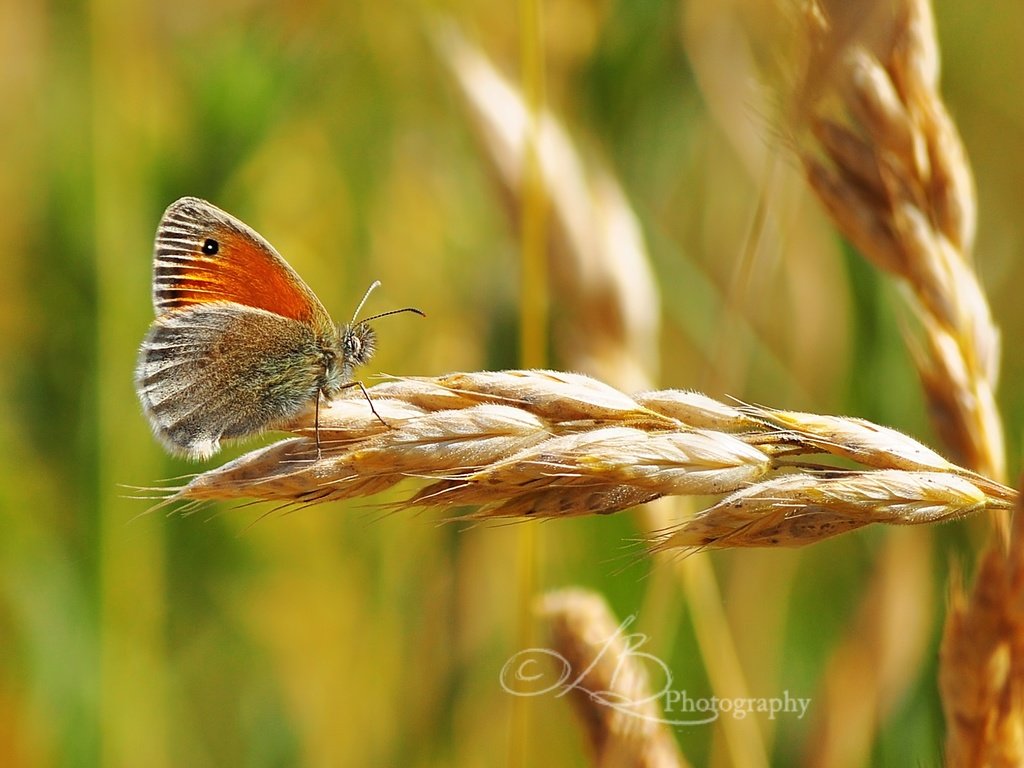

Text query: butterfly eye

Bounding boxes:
[201,238,219,255]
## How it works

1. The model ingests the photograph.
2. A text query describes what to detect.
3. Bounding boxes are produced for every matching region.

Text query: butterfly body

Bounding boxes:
[136,197,377,460]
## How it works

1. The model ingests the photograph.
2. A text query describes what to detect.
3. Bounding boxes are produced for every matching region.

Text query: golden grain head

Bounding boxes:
[159,370,1014,550]
[793,0,1002,482]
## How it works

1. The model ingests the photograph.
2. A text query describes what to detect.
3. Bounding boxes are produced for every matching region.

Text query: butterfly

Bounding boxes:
[135,196,421,460]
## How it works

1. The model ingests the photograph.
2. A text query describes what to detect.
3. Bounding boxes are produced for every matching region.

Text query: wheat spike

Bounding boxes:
[790,2,1015,760]
[940,478,1024,766]
[793,0,1003,481]
[162,370,1014,550]
[534,589,689,768]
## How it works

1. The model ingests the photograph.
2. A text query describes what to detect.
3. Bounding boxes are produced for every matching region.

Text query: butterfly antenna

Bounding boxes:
[351,280,425,324]
[351,280,382,324]
[361,306,426,323]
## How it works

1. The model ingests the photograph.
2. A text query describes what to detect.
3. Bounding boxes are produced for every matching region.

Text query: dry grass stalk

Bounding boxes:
[535,589,688,768]
[801,528,932,768]
[436,26,774,763]
[432,21,660,391]
[786,2,1013,762]
[940,479,1024,767]
[162,370,1014,550]
[793,0,1004,481]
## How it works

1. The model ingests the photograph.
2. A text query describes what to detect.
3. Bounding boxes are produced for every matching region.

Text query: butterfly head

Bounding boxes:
[330,280,424,385]
[338,320,377,381]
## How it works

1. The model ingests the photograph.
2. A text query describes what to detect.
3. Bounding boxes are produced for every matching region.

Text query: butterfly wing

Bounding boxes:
[136,303,329,460]
[152,197,334,332]
[139,198,343,459]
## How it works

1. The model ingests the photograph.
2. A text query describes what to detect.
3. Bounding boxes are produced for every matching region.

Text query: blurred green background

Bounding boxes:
[2,0,1024,765]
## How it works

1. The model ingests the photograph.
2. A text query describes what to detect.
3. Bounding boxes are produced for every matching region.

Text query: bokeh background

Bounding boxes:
[2,1,1024,765]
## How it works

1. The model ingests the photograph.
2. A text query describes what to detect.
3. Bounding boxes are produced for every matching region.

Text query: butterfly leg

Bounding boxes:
[314,393,323,460]
[341,380,389,428]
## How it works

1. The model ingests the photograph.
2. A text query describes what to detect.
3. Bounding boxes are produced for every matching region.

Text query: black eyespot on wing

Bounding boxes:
[202,238,219,255]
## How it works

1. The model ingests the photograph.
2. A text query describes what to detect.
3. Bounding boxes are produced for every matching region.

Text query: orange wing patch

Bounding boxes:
[152,197,331,328]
